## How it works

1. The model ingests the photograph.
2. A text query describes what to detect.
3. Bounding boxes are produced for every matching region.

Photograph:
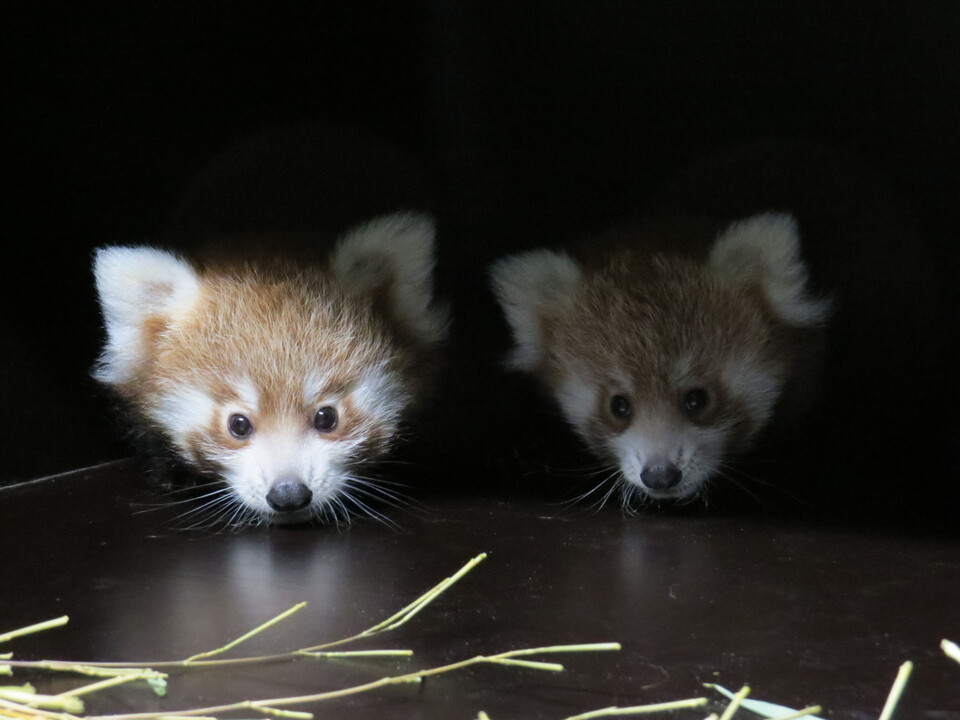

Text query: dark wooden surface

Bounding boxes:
[1,462,958,720]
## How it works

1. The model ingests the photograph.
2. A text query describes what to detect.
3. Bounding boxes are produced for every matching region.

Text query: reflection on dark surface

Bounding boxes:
[2,464,958,719]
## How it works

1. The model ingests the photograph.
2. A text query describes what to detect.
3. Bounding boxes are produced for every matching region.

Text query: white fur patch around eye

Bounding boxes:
[555,372,600,430]
[93,246,202,385]
[233,376,260,413]
[708,212,831,327]
[149,384,216,452]
[304,365,408,438]
[303,370,334,407]
[490,250,583,372]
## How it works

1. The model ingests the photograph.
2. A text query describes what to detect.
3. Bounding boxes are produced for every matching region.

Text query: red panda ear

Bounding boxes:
[93,246,202,385]
[490,249,583,371]
[330,213,449,346]
[707,212,831,327]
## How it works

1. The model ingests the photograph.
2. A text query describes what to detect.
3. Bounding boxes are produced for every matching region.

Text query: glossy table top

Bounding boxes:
[1,462,957,720]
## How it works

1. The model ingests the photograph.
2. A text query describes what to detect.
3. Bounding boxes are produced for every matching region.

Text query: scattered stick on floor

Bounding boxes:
[184,603,308,663]
[943,639,960,665]
[3,554,491,675]
[0,618,69,646]
[877,661,912,720]
[561,697,708,719]
[0,559,946,720]
[706,684,823,720]
[81,643,622,720]
[0,554,622,720]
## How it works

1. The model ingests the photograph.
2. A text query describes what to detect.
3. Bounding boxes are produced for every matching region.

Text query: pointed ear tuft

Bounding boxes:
[93,246,202,385]
[708,212,831,326]
[331,213,448,346]
[489,250,582,371]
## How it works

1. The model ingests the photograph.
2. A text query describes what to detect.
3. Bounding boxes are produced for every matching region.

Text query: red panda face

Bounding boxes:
[94,214,446,526]
[492,213,829,507]
[545,259,785,502]
[151,365,409,524]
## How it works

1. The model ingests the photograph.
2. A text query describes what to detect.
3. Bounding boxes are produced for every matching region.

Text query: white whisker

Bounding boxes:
[561,468,620,509]
[339,488,402,530]
[343,476,419,511]
[132,486,234,515]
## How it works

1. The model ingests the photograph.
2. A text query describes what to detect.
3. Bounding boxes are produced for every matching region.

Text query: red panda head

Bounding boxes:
[94,213,447,526]
[491,213,830,504]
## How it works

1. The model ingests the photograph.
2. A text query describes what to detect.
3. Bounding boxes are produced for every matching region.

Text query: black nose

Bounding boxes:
[266,478,313,512]
[640,463,682,491]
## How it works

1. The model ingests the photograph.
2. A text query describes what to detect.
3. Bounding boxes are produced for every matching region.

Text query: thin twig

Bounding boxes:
[705,684,822,720]
[300,553,489,652]
[1,663,168,688]
[562,697,708,719]
[0,695,82,720]
[942,639,960,665]
[297,650,412,659]
[718,686,750,720]
[248,707,312,719]
[184,604,307,663]
[83,642,621,720]
[0,619,70,646]
[56,676,142,699]
[8,555,489,673]
[877,661,912,720]
[768,707,823,720]
[0,688,84,715]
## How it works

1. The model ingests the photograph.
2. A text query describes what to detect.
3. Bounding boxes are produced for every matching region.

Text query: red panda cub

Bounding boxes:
[94,213,448,525]
[490,212,830,505]
[492,138,941,515]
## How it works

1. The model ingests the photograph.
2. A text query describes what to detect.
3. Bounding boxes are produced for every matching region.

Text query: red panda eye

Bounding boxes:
[314,406,338,432]
[681,388,710,417]
[610,394,632,420]
[228,413,253,439]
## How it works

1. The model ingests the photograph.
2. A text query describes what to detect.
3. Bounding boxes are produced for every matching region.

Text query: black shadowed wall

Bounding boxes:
[3,1,959,525]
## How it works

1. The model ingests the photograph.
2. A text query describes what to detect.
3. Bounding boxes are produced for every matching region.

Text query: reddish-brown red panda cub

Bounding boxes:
[491,212,829,503]
[93,127,447,526]
[491,139,938,510]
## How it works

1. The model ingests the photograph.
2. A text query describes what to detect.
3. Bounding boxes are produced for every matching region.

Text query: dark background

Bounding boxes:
[3,2,959,524]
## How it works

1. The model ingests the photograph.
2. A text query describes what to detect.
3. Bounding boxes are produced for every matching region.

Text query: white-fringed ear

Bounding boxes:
[490,250,583,371]
[708,212,831,327]
[93,246,202,385]
[331,213,448,346]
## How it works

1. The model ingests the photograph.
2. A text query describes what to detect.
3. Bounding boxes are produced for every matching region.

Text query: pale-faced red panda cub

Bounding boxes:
[490,213,830,504]
[94,213,448,525]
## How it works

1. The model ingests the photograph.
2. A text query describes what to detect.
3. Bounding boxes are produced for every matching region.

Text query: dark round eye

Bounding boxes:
[228,413,253,439]
[610,394,632,420]
[681,388,710,417]
[314,406,338,432]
